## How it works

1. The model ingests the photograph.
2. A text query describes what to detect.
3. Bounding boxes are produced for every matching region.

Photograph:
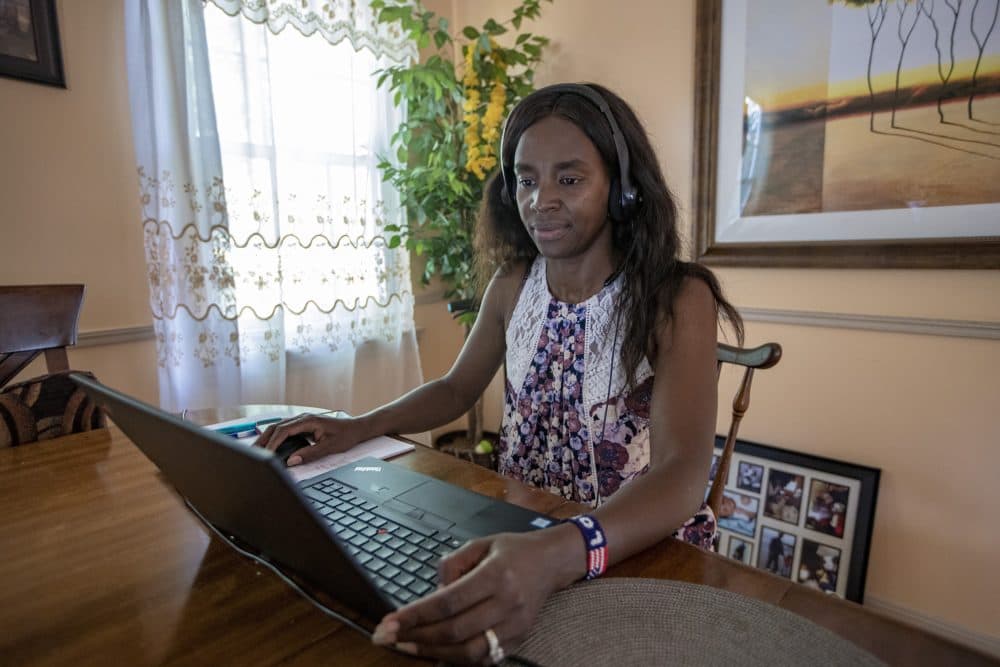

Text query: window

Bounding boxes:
[202,6,411,353]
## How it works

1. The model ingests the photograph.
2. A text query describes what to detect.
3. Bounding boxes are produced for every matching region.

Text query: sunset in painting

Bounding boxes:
[740,0,1000,216]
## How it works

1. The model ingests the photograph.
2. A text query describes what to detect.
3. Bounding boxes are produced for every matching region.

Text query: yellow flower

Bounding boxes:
[481,82,506,144]
[462,40,512,180]
[465,115,480,141]
[467,155,497,181]
[462,46,477,88]
[462,89,481,113]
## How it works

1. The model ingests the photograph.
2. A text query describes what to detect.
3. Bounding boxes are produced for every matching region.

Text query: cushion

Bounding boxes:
[504,578,885,667]
[0,371,107,447]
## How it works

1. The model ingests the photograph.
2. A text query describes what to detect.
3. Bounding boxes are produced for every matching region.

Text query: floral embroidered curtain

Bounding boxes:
[205,0,416,62]
[125,0,423,418]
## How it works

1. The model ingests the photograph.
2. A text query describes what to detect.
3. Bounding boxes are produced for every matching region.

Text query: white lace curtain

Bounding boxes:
[125,0,423,419]
[205,0,416,62]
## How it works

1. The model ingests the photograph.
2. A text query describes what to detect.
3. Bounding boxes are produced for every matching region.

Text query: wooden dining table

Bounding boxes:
[0,405,994,666]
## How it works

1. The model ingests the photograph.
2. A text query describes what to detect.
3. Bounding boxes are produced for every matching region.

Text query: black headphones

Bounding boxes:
[499,83,641,223]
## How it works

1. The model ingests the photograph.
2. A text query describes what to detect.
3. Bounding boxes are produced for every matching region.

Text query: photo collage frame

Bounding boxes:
[708,436,880,603]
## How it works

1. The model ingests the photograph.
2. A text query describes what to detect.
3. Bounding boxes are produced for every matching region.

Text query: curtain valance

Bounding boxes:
[205,0,416,63]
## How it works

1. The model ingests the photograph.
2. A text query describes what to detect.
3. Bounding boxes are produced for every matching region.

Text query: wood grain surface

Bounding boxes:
[0,409,993,666]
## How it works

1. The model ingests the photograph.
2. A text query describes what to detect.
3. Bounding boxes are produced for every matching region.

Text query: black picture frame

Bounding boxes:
[710,435,880,603]
[0,0,65,88]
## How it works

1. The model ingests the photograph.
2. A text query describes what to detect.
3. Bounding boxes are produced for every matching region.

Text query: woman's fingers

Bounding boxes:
[392,566,494,635]
[255,422,278,447]
[395,594,506,648]
[438,538,492,586]
[376,541,493,642]
[390,542,529,645]
[372,534,553,664]
[288,437,340,465]
[255,414,313,451]
[396,619,521,665]
[256,414,363,465]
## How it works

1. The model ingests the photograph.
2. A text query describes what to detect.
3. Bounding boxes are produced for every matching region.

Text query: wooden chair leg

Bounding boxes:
[707,368,755,518]
[44,348,71,373]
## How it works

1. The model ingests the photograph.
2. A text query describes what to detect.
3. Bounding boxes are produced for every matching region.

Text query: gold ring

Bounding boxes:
[484,627,505,664]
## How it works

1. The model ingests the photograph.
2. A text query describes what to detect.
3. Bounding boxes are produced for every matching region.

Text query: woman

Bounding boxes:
[259,83,743,664]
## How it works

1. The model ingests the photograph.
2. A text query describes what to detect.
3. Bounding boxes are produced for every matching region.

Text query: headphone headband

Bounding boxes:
[499,83,640,222]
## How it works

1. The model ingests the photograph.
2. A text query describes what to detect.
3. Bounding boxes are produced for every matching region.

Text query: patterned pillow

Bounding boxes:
[0,371,107,447]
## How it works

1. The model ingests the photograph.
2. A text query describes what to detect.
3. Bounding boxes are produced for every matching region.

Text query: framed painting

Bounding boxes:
[0,0,65,88]
[693,0,1000,268]
[706,435,880,603]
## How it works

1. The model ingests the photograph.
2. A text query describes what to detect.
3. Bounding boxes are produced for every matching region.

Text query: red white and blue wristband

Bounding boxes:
[566,514,608,580]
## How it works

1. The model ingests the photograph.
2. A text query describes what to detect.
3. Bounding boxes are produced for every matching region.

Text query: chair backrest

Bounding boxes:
[706,341,782,520]
[0,285,85,389]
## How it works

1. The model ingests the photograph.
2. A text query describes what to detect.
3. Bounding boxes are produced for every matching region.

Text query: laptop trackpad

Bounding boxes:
[396,481,491,523]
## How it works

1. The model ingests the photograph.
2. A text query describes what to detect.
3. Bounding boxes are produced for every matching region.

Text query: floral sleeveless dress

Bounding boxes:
[498,257,717,550]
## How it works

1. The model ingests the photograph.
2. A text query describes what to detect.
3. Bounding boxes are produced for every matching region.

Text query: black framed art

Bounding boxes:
[0,0,65,88]
[708,435,881,603]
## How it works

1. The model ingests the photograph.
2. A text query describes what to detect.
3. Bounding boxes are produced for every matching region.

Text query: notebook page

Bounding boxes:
[285,435,415,482]
[201,413,415,481]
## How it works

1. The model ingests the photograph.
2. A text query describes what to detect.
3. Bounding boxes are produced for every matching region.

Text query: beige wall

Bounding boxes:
[1,0,997,647]
[447,0,1000,643]
[0,0,159,404]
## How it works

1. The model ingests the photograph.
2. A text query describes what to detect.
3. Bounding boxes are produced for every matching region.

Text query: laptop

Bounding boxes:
[70,373,555,623]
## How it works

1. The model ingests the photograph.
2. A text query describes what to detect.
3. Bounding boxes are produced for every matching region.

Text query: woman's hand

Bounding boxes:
[255,413,369,466]
[372,524,583,665]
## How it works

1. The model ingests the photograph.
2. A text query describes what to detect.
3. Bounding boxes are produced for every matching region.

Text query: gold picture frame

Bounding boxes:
[693,0,1000,268]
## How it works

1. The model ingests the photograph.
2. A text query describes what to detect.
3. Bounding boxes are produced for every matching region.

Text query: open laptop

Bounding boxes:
[71,373,555,623]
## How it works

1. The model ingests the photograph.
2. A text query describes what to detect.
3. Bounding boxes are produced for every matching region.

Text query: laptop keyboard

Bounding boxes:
[302,477,465,607]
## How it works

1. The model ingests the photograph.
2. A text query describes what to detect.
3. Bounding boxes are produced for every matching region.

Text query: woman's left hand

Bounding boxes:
[371,524,582,664]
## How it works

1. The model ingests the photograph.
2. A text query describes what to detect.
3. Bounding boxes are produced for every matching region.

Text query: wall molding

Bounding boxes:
[864,595,1000,659]
[741,307,1000,340]
[77,325,156,348]
[72,309,1000,349]
[76,324,426,347]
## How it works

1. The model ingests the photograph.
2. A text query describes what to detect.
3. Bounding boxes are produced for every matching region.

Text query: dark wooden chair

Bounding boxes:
[706,341,783,521]
[0,284,106,447]
[0,284,85,389]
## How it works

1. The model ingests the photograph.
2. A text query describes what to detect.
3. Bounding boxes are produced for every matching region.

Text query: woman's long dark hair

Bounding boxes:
[474,83,743,389]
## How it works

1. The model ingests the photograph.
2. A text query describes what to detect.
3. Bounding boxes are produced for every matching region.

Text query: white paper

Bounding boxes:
[201,414,414,482]
[285,435,415,482]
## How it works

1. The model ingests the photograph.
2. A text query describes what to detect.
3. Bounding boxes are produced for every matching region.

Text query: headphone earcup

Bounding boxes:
[619,184,639,221]
[608,178,624,223]
[609,179,640,223]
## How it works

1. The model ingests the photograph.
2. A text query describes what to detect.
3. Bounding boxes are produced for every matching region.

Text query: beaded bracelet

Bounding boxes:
[566,514,608,580]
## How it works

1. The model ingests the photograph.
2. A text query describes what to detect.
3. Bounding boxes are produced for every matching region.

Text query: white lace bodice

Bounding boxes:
[505,256,653,451]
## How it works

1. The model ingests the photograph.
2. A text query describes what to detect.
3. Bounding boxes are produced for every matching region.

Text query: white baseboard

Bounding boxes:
[864,595,1000,659]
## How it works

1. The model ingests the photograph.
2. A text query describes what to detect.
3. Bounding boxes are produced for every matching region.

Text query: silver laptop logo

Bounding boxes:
[354,466,382,472]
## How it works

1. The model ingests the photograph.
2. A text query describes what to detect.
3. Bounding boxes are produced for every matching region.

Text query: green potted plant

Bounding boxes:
[372,0,551,452]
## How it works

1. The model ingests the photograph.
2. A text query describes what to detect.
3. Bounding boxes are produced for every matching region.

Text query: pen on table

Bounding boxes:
[213,422,259,439]
[210,417,284,440]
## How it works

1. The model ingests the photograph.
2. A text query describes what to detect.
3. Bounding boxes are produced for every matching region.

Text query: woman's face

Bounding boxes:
[512,115,613,261]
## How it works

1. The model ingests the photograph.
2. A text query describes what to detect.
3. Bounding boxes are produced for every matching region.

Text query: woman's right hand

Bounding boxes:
[255,413,371,466]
